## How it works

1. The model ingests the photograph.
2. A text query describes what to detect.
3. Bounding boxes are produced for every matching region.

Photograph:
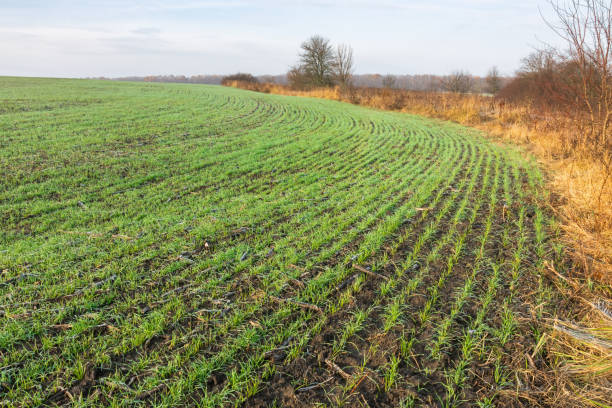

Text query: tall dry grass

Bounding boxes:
[227,80,612,406]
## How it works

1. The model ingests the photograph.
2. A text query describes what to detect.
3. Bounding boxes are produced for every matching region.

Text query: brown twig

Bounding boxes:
[349,374,367,393]
[270,296,323,313]
[336,273,358,292]
[352,264,389,281]
[289,278,305,288]
[325,359,351,380]
[297,377,333,392]
[50,324,72,331]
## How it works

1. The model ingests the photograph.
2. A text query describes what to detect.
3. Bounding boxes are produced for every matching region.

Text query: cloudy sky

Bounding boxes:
[0,0,566,78]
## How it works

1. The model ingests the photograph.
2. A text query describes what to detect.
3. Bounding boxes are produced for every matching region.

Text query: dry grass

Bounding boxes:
[227,80,612,407]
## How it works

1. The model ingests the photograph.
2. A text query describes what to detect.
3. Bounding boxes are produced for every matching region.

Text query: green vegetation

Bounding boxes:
[0,77,553,407]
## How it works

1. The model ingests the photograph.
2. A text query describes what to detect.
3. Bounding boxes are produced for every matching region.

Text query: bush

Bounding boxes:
[221,73,258,86]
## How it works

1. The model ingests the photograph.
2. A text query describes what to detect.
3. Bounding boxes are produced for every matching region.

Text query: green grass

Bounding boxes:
[0,77,554,407]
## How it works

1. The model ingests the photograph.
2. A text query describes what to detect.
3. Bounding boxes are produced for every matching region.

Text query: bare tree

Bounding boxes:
[546,0,611,148]
[545,0,612,201]
[485,66,503,94]
[287,65,309,89]
[382,74,397,89]
[333,44,354,87]
[442,70,474,93]
[299,35,335,87]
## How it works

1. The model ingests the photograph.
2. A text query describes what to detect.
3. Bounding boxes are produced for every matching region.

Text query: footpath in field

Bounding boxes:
[0,78,561,407]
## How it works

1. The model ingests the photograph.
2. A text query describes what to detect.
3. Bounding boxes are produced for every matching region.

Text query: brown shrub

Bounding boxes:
[220,73,258,86]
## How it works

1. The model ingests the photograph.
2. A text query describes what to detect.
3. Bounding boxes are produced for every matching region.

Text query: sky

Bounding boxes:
[0,0,567,78]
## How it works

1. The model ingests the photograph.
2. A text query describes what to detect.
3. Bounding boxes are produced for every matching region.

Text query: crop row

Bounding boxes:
[0,79,551,408]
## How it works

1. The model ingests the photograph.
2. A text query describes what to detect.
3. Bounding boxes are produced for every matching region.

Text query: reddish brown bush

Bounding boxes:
[220,73,258,86]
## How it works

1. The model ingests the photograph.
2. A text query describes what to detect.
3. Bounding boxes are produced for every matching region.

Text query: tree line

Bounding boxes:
[279,35,504,94]
[112,72,507,94]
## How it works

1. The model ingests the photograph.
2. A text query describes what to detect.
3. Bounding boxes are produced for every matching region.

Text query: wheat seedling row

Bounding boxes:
[0,78,559,407]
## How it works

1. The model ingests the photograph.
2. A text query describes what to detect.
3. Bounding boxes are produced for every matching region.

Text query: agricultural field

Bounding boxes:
[0,77,560,407]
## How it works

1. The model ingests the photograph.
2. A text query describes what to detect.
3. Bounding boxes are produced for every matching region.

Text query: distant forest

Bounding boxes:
[106,73,510,93]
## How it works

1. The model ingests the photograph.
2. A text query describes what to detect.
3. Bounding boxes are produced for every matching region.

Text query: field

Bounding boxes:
[0,78,562,407]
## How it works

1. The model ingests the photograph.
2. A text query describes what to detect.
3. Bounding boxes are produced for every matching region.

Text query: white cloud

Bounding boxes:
[0,0,566,77]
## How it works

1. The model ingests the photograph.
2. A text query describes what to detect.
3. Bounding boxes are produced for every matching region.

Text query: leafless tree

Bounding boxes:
[299,35,335,87]
[546,0,611,146]
[287,65,309,89]
[485,66,503,94]
[545,0,612,200]
[442,70,474,93]
[333,44,354,87]
[382,74,397,89]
